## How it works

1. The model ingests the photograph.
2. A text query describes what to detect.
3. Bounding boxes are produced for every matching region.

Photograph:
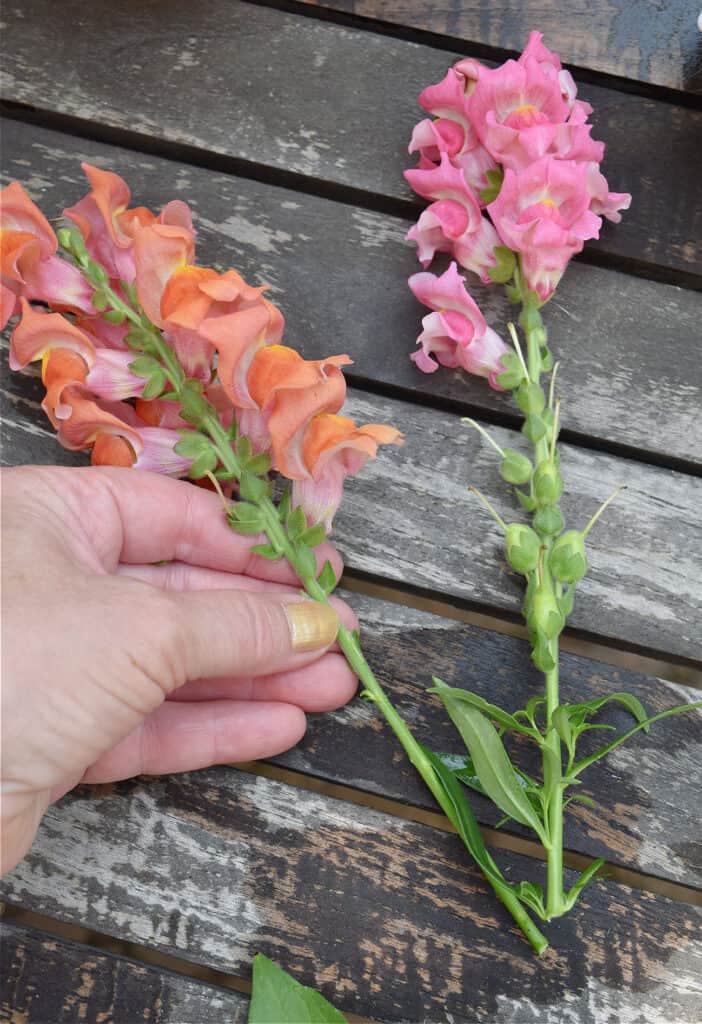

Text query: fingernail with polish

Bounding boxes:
[285,601,339,652]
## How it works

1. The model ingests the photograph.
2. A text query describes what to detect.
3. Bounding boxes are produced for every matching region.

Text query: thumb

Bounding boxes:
[165,590,340,685]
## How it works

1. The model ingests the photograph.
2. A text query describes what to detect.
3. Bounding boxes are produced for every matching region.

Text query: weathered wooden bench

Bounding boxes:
[1,2,700,1020]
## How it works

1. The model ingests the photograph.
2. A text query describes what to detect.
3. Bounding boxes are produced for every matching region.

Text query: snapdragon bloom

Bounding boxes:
[408,262,508,387]
[1,182,94,328]
[404,154,500,280]
[489,157,602,300]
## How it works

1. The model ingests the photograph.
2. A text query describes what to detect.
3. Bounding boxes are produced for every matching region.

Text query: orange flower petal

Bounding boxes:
[0,181,57,256]
[80,163,132,247]
[47,386,144,453]
[199,303,274,408]
[9,299,96,371]
[268,369,349,479]
[134,223,195,326]
[91,433,137,467]
[160,266,219,328]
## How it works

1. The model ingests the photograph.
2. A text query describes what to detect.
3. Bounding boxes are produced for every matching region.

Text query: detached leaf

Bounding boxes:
[248,953,348,1023]
[435,682,548,841]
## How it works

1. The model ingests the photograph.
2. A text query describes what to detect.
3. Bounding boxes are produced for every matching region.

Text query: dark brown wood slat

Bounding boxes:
[1,2,701,281]
[0,921,249,1023]
[295,0,702,94]
[1,771,701,1023]
[3,120,701,468]
[277,591,702,888]
[2,373,701,662]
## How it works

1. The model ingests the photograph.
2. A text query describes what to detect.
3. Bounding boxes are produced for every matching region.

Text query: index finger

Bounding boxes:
[66,465,344,584]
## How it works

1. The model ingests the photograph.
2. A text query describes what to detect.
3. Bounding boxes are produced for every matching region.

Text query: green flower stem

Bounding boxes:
[524,314,565,920]
[252,496,549,955]
[197,416,549,952]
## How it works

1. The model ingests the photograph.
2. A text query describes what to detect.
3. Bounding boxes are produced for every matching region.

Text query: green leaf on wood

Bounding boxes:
[433,681,548,841]
[563,858,606,912]
[248,953,348,1023]
[428,680,536,736]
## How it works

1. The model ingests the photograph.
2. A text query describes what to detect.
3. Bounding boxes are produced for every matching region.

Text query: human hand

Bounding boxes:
[1,465,358,874]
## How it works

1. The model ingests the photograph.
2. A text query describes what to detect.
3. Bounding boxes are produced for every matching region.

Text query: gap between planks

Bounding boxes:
[0,906,376,1024]
[342,572,702,684]
[1,99,700,296]
[233,761,702,907]
[240,0,702,113]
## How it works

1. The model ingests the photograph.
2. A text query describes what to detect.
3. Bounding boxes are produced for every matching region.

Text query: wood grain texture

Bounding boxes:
[0,921,249,1023]
[1,771,701,1023]
[1,1,700,281]
[3,119,701,468]
[296,0,702,93]
[277,591,702,888]
[2,370,701,662]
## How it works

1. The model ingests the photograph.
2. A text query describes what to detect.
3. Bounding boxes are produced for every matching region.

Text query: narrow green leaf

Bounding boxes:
[188,448,218,479]
[141,369,167,400]
[300,523,327,549]
[552,706,573,748]
[294,543,317,580]
[240,471,269,503]
[420,745,507,889]
[128,355,161,378]
[174,431,212,460]
[432,751,487,798]
[428,680,535,736]
[596,692,650,732]
[248,953,348,1023]
[317,560,338,595]
[563,858,606,911]
[227,517,264,536]
[286,505,307,541]
[246,453,271,475]
[514,880,546,919]
[236,436,253,462]
[434,683,548,841]
[516,489,537,513]
[564,793,597,810]
[249,543,283,561]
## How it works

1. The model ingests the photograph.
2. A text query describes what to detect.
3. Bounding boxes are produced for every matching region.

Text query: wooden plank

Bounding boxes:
[3,119,701,469]
[0,921,249,1023]
[1,2,701,281]
[1,771,701,1022]
[296,0,702,94]
[277,591,702,888]
[2,369,701,662]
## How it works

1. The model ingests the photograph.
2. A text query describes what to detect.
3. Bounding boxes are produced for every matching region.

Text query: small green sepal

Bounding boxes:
[505,523,541,575]
[317,560,338,595]
[550,530,588,584]
[500,450,533,485]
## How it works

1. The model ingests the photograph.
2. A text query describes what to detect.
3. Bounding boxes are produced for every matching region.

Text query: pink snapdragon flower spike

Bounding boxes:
[408,118,467,162]
[489,156,602,301]
[408,262,509,386]
[418,69,475,145]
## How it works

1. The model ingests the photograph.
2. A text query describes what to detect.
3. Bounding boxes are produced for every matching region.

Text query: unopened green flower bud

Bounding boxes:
[528,587,564,640]
[550,530,588,584]
[531,637,556,673]
[515,382,546,415]
[533,505,564,537]
[533,461,563,505]
[500,450,533,485]
[505,524,541,574]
